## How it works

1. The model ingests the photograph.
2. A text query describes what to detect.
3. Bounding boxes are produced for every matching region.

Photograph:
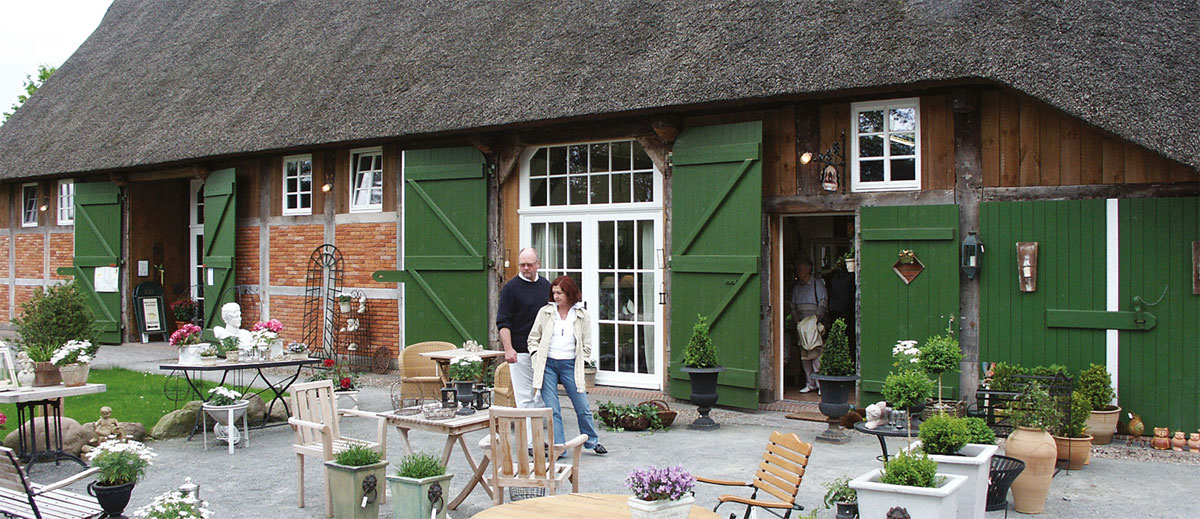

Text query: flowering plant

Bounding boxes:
[169,324,204,347]
[309,358,357,391]
[625,465,695,501]
[86,439,156,485]
[0,411,7,430]
[898,249,916,264]
[251,319,283,334]
[892,340,921,370]
[286,341,308,354]
[447,355,484,382]
[197,345,218,357]
[248,319,283,348]
[132,490,211,519]
[169,298,198,322]
[206,386,243,406]
[51,339,95,366]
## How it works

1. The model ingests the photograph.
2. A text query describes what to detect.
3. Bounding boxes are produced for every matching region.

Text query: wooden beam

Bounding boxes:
[981,182,1198,202]
[651,116,680,144]
[634,135,672,176]
[764,190,956,214]
[114,165,206,183]
[952,87,983,405]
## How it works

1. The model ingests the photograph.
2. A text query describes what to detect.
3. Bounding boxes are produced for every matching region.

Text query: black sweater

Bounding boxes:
[495,275,551,353]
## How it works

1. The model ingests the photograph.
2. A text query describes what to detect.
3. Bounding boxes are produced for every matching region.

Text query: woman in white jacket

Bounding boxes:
[527,275,606,455]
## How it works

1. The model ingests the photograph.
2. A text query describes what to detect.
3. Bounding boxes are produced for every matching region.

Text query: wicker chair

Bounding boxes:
[400,341,454,401]
[492,362,516,408]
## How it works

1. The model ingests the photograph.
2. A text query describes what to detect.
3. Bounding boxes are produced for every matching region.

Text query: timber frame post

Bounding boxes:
[953,88,983,404]
[477,136,525,348]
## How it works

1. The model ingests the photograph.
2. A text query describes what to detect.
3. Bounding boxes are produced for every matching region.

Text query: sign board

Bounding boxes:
[94,266,119,292]
[133,282,168,341]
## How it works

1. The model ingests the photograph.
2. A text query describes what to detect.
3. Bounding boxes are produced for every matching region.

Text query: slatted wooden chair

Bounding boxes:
[482,406,586,506]
[400,341,454,401]
[492,362,516,408]
[696,431,814,519]
[288,379,387,518]
[0,446,102,519]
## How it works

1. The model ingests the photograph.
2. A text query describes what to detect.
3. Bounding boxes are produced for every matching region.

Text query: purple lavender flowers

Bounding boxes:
[625,465,696,501]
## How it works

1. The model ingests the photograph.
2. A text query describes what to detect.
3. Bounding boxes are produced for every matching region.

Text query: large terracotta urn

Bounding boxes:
[1085,405,1121,445]
[1005,426,1057,514]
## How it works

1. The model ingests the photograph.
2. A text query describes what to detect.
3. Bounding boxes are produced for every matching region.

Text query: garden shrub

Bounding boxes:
[14,281,99,347]
[918,414,969,455]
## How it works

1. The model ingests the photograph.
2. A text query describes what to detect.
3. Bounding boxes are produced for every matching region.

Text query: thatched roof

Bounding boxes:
[0,0,1197,178]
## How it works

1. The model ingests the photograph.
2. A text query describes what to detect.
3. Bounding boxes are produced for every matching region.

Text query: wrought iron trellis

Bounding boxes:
[302,244,344,362]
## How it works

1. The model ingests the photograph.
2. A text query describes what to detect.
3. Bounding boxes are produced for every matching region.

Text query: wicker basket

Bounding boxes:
[422,403,458,421]
[921,399,966,420]
[639,400,677,428]
[597,408,651,431]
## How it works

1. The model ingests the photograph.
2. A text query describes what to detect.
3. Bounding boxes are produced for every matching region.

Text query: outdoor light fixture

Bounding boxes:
[37,196,48,212]
[961,232,983,280]
[800,152,813,165]
[798,131,846,193]
[1017,242,1039,292]
[320,172,333,192]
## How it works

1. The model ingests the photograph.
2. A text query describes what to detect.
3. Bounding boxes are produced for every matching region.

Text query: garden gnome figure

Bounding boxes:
[82,406,125,454]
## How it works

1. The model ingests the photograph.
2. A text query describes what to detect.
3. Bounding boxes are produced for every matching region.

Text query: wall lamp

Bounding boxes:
[38,196,49,212]
[320,170,333,193]
[799,130,846,193]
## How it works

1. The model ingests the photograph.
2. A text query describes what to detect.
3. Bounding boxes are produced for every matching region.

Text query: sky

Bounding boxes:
[0,0,112,114]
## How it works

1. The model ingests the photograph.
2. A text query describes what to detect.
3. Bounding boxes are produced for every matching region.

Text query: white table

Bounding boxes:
[0,383,107,472]
[201,402,250,454]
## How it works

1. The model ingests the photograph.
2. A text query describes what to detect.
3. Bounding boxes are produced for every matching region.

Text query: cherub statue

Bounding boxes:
[213,302,253,348]
[81,406,125,453]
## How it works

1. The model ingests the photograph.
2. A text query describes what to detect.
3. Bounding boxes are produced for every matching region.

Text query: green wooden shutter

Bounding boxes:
[373,147,487,345]
[668,121,763,409]
[58,182,123,343]
[202,168,237,333]
[859,205,960,397]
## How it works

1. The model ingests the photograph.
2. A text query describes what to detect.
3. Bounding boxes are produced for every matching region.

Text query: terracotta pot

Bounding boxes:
[32,362,61,387]
[59,363,89,387]
[1005,426,1056,514]
[1085,405,1121,445]
[174,320,190,331]
[1052,434,1092,470]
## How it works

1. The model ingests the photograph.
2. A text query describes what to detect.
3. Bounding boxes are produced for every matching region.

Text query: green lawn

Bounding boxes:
[0,367,225,431]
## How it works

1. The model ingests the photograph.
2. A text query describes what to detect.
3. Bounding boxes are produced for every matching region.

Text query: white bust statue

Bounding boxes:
[213,302,253,347]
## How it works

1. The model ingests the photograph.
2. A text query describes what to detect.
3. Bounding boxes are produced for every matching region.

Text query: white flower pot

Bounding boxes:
[627,495,694,519]
[850,469,967,519]
[202,400,249,426]
[179,343,208,365]
[339,302,352,313]
[904,441,998,519]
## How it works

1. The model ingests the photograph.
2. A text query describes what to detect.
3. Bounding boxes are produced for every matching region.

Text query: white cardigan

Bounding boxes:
[527,303,591,391]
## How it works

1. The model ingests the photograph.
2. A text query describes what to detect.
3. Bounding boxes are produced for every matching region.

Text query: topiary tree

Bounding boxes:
[962,417,997,445]
[818,318,854,376]
[1077,364,1116,411]
[683,315,718,368]
[1051,391,1092,438]
[13,281,99,349]
[920,329,962,404]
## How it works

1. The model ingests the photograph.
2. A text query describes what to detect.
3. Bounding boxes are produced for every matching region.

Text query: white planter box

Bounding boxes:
[850,469,966,519]
[627,495,694,519]
[904,441,998,519]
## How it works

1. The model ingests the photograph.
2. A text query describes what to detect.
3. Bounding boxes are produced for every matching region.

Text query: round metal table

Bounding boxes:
[852,421,919,461]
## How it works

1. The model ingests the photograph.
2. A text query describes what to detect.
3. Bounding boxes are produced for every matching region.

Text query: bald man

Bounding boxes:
[496,248,551,408]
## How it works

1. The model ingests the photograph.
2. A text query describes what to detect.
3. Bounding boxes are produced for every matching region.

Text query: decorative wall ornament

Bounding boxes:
[892,251,924,285]
[1017,242,1039,292]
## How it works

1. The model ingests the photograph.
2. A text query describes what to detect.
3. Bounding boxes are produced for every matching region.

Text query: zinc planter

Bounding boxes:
[1004,426,1056,514]
[904,441,998,519]
[1052,434,1093,470]
[325,460,388,519]
[680,366,725,430]
[850,469,967,519]
[627,494,694,519]
[59,363,90,387]
[810,374,858,444]
[1085,405,1121,445]
[386,472,453,519]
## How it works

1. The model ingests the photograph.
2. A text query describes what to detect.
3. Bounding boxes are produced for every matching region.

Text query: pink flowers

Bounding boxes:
[251,319,283,333]
[170,324,204,346]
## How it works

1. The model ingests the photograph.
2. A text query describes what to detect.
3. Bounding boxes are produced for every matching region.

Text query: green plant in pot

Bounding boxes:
[22,342,62,387]
[337,294,353,313]
[920,321,963,409]
[387,451,452,519]
[1004,385,1058,514]
[86,439,156,517]
[811,318,858,444]
[881,368,933,434]
[1077,363,1120,445]
[325,444,388,519]
[908,413,999,519]
[822,476,857,519]
[849,449,967,519]
[447,355,484,415]
[679,315,724,430]
[1050,391,1093,470]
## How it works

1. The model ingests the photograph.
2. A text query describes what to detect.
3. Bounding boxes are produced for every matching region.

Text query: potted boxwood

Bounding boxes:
[1077,364,1120,445]
[1004,385,1058,514]
[905,414,998,519]
[920,325,963,413]
[325,444,388,519]
[86,439,156,517]
[822,476,857,519]
[811,318,858,443]
[850,449,967,519]
[679,315,724,430]
[881,345,934,434]
[1051,391,1093,470]
[387,451,452,519]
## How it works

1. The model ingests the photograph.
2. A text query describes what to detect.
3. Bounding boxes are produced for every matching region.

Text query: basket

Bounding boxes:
[509,487,546,502]
[639,399,677,428]
[597,408,651,431]
[394,405,423,416]
[422,403,458,421]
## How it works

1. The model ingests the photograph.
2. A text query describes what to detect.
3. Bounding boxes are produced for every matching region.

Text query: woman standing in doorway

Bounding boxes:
[528,276,607,456]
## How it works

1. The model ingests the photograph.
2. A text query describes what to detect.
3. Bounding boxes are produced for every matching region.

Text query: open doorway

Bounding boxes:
[780,214,856,401]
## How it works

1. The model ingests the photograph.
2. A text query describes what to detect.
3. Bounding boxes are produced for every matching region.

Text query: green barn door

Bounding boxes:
[859,205,960,398]
[374,147,487,345]
[668,121,762,409]
[60,182,123,343]
[202,168,236,333]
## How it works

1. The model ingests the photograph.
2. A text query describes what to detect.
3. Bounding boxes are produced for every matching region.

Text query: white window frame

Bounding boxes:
[519,140,661,212]
[349,147,383,213]
[20,183,38,228]
[282,154,313,215]
[56,179,74,226]
[850,98,922,192]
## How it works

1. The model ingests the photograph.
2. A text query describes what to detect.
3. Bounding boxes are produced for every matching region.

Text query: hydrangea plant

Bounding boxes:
[206,386,243,406]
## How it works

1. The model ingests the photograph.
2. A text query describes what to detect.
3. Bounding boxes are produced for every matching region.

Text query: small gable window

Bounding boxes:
[350,148,383,213]
[850,98,921,192]
[57,180,74,226]
[21,183,38,227]
[283,154,313,215]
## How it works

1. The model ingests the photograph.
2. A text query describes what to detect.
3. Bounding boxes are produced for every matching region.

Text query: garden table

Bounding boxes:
[852,420,919,462]
[381,408,492,510]
[471,493,720,518]
[158,357,321,439]
[0,383,107,473]
[420,349,506,386]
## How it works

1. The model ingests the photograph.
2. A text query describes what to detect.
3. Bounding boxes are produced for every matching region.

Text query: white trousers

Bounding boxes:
[509,353,538,409]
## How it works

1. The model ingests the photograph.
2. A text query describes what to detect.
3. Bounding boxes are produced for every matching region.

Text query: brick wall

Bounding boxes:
[14,286,41,318]
[0,285,8,322]
[236,226,259,285]
[14,234,44,279]
[268,294,321,346]
[48,233,73,280]
[365,298,398,359]
[268,224,324,286]
[0,235,9,278]
[334,223,396,287]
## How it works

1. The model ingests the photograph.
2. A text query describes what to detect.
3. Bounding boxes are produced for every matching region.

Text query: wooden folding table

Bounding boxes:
[382,409,492,509]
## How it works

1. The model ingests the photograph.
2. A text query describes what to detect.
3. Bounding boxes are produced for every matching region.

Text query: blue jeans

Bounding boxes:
[540,358,600,449]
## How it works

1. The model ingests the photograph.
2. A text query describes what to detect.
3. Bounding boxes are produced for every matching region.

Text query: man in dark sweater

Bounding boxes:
[496,248,551,409]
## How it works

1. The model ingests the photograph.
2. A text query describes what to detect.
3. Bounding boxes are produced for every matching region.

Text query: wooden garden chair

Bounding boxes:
[0,446,103,519]
[288,379,387,518]
[696,431,813,519]
[481,406,586,505]
[400,341,454,401]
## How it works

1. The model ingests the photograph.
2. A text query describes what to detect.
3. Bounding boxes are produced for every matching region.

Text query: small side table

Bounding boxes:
[201,402,250,454]
[852,421,918,462]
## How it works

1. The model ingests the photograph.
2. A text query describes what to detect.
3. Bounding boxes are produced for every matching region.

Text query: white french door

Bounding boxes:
[189,180,205,324]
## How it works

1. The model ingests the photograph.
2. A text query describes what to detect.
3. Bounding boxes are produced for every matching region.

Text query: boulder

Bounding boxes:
[3,417,90,456]
[245,393,266,422]
[120,421,147,442]
[150,401,202,439]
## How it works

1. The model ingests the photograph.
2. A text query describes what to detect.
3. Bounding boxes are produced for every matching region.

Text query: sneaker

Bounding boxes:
[593,444,608,455]
[798,387,812,394]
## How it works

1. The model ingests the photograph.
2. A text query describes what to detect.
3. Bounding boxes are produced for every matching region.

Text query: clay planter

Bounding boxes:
[325,459,388,519]
[584,366,597,390]
[59,363,90,387]
[386,472,453,519]
[904,441,998,519]
[850,469,967,519]
[1005,426,1057,514]
[1085,405,1121,445]
[32,362,61,387]
[1052,435,1093,470]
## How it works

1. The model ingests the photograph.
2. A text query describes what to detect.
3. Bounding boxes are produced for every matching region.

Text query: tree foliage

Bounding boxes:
[3,64,56,123]
[13,281,99,348]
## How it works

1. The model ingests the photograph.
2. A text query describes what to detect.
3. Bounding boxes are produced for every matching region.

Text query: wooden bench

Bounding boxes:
[0,446,102,519]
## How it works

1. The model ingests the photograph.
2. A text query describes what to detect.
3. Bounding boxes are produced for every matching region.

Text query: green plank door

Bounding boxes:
[202,168,237,333]
[859,205,960,398]
[62,182,123,343]
[373,147,487,345]
[1119,197,1199,431]
[669,121,762,409]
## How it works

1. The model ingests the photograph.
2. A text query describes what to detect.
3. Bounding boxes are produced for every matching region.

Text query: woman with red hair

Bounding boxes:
[527,275,606,455]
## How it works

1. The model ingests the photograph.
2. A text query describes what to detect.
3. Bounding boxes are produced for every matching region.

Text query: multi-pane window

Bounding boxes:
[283,154,313,215]
[350,148,383,212]
[21,184,38,227]
[851,98,921,192]
[57,180,74,226]
[527,140,656,207]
